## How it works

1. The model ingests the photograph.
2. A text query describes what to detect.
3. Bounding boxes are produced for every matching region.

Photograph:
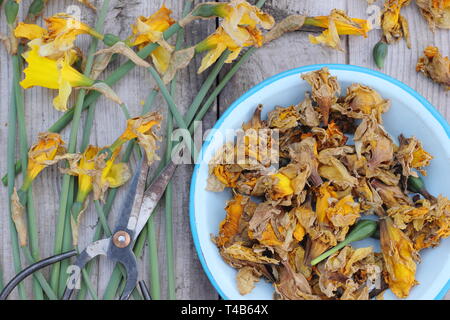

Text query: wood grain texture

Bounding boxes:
[0,0,449,300]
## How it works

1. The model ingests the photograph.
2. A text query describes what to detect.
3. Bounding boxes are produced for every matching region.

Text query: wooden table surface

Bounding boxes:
[0,0,449,300]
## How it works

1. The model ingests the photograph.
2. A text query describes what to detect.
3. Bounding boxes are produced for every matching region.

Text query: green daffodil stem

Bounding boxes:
[184,51,230,125]
[58,177,75,297]
[50,0,111,296]
[189,47,257,134]
[7,67,27,301]
[94,200,112,237]
[148,66,198,161]
[13,46,45,299]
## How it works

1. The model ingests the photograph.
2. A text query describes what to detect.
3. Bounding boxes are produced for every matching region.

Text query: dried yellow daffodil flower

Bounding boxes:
[380,216,419,298]
[215,0,275,47]
[404,196,450,250]
[11,132,69,246]
[195,0,274,74]
[302,67,340,126]
[316,183,360,229]
[341,84,390,123]
[304,9,371,51]
[396,134,433,177]
[130,5,176,74]
[117,112,163,165]
[15,13,101,59]
[24,132,67,188]
[213,165,241,188]
[216,194,247,247]
[195,27,252,74]
[381,0,411,48]
[20,46,95,111]
[65,145,130,202]
[416,0,450,30]
[416,46,450,90]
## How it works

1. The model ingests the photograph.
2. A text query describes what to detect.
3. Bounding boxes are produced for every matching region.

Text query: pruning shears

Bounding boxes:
[0,156,177,300]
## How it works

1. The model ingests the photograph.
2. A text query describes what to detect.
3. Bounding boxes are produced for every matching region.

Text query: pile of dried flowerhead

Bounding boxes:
[207,67,450,300]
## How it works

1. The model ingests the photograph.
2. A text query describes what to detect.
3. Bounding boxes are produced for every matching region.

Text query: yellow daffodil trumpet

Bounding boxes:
[20,45,94,111]
[304,9,372,51]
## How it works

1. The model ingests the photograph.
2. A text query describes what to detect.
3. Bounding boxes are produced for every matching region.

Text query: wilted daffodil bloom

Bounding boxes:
[112,112,163,165]
[15,13,102,59]
[304,9,371,51]
[342,84,390,123]
[22,132,67,191]
[416,0,450,30]
[396,135,433,177]
[302,67,340,126]
[130,5,176,74]
[195,26,255,74]
[213,165,241,188]
[417,46,450,90]
[380,216,419,298]
[194,0,274,74]
[12,132,68,246]
[66,145,130,245]
[216,193,247,247]
[213,0,275,47]
[20,46,94,111]
[381,0,411,48]
[316,183,360,228]
[66,145,131,203]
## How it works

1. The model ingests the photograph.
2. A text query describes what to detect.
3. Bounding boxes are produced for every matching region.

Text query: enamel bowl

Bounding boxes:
[190,64,450,300]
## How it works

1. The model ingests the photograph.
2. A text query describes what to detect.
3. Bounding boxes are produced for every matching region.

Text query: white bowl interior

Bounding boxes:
[191,66,450,300]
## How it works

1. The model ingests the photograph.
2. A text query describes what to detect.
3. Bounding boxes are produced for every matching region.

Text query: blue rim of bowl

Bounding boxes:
[189,63,450,300]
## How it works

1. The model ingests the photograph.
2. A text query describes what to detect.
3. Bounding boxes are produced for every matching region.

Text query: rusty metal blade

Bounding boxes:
[132,161,177,240]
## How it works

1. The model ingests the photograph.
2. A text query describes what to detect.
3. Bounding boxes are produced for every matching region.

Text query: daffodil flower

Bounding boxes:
[214,0,275,46]
[22,132,67,191]
[20,45,95,111]
[15,13,102,59]
[304,9,371,51]
[380,0,411,48]
[417,0,450,30]
[65,145,130,245]
[111,112,163,165]
[195,27,247,74]
[380,216,419,298]
[194,0,274,73]
[130,5,176,74]
[66,145,131,203]
[11,132,69,246]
